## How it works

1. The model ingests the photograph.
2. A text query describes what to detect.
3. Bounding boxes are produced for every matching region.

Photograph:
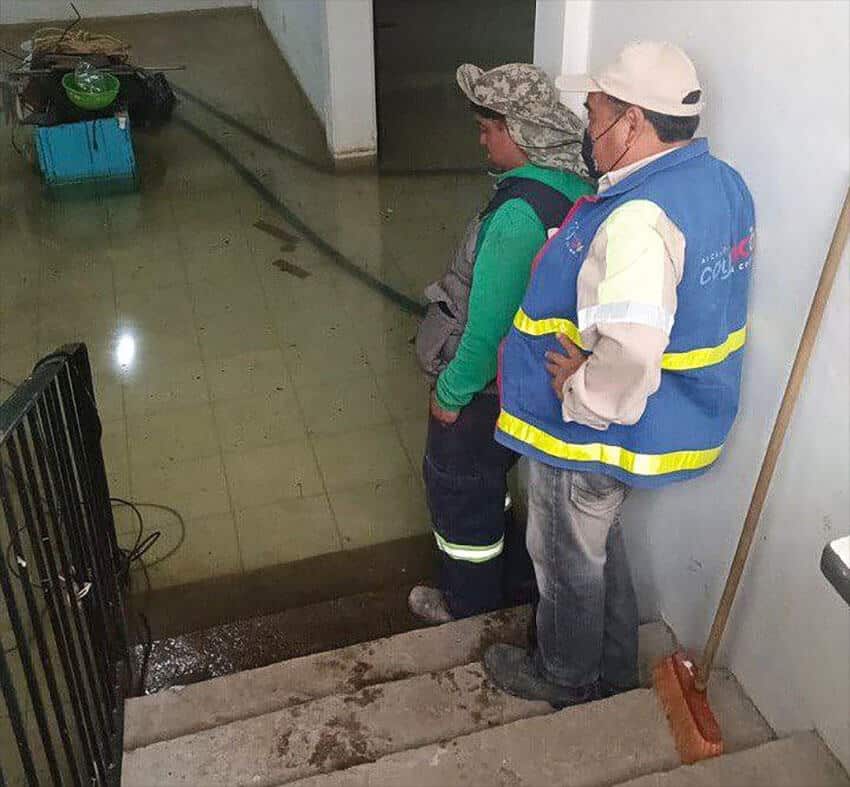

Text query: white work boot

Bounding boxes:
[407,585,454,625]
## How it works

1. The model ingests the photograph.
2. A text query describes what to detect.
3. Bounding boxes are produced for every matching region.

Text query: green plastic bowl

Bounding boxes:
[61,71,120,111]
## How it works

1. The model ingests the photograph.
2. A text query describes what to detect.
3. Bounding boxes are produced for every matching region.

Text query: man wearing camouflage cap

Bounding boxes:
[485,42,755,707]
[410,63,592,624]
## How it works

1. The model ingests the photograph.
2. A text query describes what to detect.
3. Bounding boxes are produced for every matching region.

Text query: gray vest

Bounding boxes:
[415,210,482,381]
[415,176,574,388]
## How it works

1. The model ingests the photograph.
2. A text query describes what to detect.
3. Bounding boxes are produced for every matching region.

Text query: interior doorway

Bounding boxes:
[373,0,537,172]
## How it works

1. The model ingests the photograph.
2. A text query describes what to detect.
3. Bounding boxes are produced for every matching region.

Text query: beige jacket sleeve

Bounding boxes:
[562,199,686,430]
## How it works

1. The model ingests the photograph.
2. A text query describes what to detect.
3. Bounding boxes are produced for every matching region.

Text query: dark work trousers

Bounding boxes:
[423,392,536,618]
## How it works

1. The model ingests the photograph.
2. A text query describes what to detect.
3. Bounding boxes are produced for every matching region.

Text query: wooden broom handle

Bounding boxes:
[695,185,850,691]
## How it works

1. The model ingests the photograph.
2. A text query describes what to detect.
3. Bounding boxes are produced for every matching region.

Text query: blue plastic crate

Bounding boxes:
[35,117,138,195]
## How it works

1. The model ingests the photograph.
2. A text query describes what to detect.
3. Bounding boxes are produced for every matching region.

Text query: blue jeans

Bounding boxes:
[527,460,639,690]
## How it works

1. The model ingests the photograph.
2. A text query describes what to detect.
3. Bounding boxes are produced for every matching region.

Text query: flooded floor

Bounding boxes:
[374,0,535,171]
[0,7,534,621]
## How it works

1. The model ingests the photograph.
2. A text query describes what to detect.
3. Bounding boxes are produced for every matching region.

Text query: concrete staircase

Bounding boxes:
[121,607,849,787]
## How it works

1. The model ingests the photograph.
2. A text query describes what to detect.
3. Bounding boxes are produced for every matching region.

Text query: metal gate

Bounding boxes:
[0,345,127,786]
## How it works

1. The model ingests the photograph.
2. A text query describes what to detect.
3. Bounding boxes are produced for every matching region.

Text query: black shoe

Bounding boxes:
[483,644,598,709]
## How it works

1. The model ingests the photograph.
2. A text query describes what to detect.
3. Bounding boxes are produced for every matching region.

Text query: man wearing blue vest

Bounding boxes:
[484,42,755,707]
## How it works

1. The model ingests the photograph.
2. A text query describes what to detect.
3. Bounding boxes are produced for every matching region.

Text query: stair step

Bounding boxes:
[121,662,766,787]
[288,689,674,787]
[134,584,430,695]
[284,670,773,787]
[124,610,674,751]
[288,671,772,787]
[131,534,433,641]
[616,732,850,787]
[121,661,552,786]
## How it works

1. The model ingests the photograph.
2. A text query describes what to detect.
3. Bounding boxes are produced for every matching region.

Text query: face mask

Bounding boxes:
[581,129,600,180]
[581,111,630,179]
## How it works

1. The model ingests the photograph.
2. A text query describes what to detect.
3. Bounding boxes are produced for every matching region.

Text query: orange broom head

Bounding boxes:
[653,650,724,765]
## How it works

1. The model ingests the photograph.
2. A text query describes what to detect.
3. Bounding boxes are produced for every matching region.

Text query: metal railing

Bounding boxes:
[0,345,128,786]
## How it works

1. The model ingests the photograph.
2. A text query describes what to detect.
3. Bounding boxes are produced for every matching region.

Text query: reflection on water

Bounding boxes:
[115,332,136,371]
[0,8,489,609]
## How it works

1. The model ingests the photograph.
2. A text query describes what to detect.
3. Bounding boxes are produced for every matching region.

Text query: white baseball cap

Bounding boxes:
[556,41,704,117]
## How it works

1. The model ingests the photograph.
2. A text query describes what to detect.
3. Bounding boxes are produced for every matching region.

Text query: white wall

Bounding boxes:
[533,0,568,78]
[258,0,376,164]
[0,0,251,25]
[258,0,328,123]
[572,0,849,769]
[323,0,376,162]
[533,0,592,116]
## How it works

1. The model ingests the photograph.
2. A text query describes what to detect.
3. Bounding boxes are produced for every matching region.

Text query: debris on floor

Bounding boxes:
[253,218,307,276]
[273,259,311,279]
[1,5,181,197]
[253,218,300,244]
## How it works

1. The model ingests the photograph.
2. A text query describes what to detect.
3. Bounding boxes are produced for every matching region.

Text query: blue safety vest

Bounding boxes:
[496,139,755,488]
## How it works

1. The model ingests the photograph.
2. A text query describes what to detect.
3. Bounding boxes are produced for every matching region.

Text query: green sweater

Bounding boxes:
[435,164,593,412]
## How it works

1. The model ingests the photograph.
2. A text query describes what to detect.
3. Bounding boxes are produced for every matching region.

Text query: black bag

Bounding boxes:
[127,71,176,128]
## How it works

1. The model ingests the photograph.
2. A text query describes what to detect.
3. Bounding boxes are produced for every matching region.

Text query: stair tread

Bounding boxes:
[133,584,430,694]
[124,610,674,751]
[123,606,528,751]
[121,661,552,786]
[286,689,679,787]
[616,732,850,787]
[285,670,772,787]
[121,663,770,787]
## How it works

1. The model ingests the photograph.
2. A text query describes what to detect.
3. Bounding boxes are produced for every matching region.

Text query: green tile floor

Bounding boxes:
[0,7,506,598]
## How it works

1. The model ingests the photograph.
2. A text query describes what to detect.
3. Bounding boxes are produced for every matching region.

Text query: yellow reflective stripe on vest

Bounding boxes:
[434,532,504,564]
[497,410,722,477]
[659,326,747,371]
[513,308,746,372]
[513,309,584,346]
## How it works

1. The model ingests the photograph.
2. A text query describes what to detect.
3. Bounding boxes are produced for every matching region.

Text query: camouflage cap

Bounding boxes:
[457,62,588,175]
